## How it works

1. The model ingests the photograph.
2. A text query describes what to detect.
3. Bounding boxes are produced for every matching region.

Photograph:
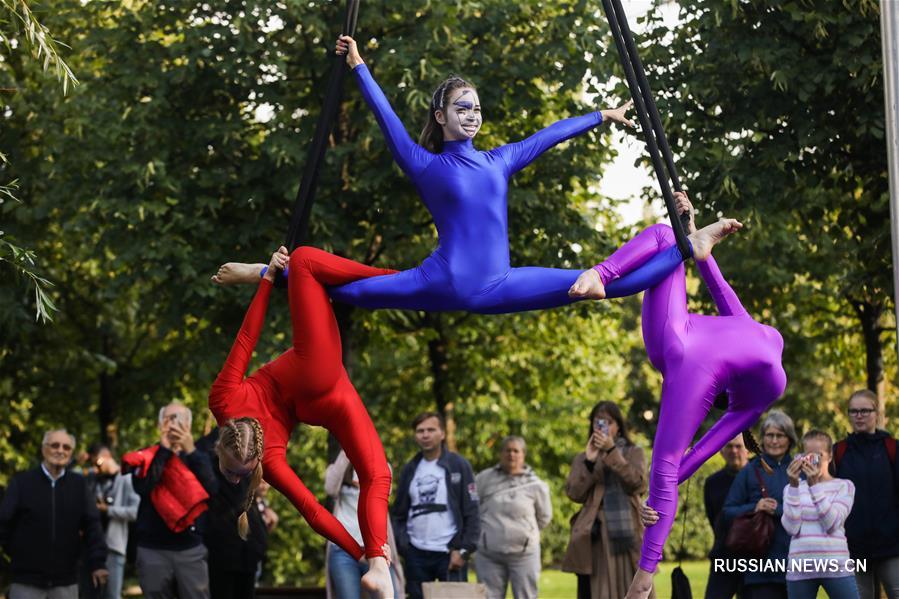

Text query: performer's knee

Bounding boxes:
[647,222,676,245]
[289,245,325,271]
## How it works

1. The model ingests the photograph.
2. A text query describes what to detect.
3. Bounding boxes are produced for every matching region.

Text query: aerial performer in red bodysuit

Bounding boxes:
[608,195,787,599]
[208,247,399,598]
[328,35,702,312]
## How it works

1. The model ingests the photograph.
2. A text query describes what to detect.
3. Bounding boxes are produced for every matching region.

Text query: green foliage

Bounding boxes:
[0,0,896,583]
[625,0,898,421]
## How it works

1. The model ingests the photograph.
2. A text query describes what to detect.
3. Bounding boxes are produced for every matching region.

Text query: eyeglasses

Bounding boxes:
[45,442,73,451]
[763,432,788,440]
[848,408,876,417]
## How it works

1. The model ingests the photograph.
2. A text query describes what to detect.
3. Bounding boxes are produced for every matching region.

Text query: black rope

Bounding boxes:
[600,0,692,259]
[678,476,691,565]
[283,0,361,252]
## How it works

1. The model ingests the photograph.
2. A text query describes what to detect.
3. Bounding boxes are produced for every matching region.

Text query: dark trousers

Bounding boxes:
[705,567,745,599]
[404,545,468,599]
[742,582,788,599]
[207,566,256,599]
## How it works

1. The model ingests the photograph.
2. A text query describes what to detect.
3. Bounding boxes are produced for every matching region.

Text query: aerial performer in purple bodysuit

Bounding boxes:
[331,35,701,312]
[601,195,788,599]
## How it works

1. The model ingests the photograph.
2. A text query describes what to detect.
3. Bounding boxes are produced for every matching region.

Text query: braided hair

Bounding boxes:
[215,417,264,540]
[419,75,475,153]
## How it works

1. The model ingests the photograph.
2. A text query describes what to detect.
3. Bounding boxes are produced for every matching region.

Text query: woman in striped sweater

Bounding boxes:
[782,430,858,599]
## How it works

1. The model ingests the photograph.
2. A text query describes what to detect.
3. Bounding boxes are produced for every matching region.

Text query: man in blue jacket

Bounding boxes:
[392,412,480,599]
[834,389,899,599]
[0,429,108,599]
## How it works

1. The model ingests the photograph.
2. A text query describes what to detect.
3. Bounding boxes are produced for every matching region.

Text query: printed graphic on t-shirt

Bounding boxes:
[407,458,456,551]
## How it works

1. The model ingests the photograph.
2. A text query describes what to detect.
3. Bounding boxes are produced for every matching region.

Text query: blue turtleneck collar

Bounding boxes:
[442,138,476,154]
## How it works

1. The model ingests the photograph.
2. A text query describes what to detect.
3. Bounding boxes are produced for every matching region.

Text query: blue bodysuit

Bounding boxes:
[329,64,686,313]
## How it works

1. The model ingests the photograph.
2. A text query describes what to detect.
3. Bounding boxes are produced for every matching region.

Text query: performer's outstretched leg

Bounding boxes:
[285,246,395,396]
[677,406,766,484]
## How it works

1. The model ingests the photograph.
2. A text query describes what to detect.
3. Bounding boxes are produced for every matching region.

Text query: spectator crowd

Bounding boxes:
[0,389,896,599]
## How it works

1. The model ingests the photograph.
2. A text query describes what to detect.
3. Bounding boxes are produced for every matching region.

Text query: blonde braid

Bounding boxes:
[216,418,265,540]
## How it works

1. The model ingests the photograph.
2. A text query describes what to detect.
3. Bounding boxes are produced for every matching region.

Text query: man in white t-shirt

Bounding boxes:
[392,412,480,599]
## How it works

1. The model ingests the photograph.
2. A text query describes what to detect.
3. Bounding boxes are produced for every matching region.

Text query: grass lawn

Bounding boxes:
[520,561,710,598]
[520,562,827,598]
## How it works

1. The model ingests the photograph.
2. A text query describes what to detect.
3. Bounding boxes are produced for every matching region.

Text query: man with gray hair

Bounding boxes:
[0,428,108,598]
[127,402,217,599]
[474,435,552,599]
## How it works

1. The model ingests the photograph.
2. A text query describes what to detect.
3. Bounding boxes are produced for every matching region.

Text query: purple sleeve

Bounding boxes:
[492,112,602,176]
[695,255,747,317]
[353,64,434,179]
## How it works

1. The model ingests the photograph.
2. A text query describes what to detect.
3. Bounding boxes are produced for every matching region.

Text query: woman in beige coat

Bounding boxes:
[562,401,653,599]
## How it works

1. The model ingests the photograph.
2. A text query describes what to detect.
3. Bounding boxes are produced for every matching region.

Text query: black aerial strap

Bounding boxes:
[600,0,693,260]
[284,0,361,252]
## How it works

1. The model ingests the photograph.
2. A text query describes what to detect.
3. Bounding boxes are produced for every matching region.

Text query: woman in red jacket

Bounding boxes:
[209,246,397,598]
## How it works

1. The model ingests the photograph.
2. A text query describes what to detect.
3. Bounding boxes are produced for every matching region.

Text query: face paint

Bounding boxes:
[437,87,482,141]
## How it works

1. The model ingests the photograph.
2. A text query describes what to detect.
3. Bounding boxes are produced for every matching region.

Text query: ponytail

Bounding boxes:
[216,417,265,540]
[742,430,774,475]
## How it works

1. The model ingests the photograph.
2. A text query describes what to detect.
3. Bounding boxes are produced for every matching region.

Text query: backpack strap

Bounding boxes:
[834,440,848,469]
[885,436,897,465]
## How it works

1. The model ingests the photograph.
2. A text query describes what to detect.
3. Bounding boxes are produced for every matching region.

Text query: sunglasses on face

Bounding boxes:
[848,409,876,417]
[46,442,73,451]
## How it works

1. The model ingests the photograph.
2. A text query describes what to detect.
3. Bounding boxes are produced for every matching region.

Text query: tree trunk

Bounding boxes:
[851,299,885,408]
[427,320,455,451]
[97,334,117,449]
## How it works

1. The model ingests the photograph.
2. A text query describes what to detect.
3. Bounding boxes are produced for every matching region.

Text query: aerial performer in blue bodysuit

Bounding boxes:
[330,35,701,313]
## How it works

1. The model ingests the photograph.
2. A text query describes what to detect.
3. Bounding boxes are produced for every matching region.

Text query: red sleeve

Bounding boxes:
[209,279,273,419]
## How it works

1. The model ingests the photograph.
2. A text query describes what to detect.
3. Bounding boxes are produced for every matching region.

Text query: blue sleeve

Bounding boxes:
[723,466,757,522]
[353,64,434,179]
[492,112,602,176]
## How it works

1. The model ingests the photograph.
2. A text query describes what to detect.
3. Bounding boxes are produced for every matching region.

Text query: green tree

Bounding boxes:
[1,0,648,581]
[628,0,896,420]
[1,0,75,322]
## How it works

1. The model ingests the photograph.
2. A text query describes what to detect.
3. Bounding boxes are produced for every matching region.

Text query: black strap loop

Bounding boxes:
[284,0,361,252]
[600,0,692,259]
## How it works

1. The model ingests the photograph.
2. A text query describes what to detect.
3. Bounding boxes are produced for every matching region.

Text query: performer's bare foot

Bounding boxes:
[568,268,606,299]
[211,262,265,285]
[361,555,394,598]
[625,568,655,599]
[688,218,742,261]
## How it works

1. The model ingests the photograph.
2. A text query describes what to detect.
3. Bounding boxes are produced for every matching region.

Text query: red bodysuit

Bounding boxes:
[209,247,396,560]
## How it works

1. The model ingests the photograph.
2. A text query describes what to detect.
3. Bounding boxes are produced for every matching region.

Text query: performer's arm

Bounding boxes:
[352,64,433,179]
[493,112,602,176]
[695,255,747,317]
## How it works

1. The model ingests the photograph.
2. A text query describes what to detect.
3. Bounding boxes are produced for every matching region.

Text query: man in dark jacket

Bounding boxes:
[0,428,108,599]
[392,412,479,599]
[703,434,749,599]
[834,389,899,599]
[130,403,217,599]
[196,428,268,599]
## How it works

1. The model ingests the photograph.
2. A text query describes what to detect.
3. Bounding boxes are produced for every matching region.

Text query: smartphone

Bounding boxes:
[594,418,609,434]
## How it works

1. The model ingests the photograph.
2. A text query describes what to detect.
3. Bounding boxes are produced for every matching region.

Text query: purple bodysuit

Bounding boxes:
[594,223,787,572]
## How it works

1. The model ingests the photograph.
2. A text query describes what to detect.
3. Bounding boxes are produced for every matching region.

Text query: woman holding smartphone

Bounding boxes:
[562,401,654,599]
